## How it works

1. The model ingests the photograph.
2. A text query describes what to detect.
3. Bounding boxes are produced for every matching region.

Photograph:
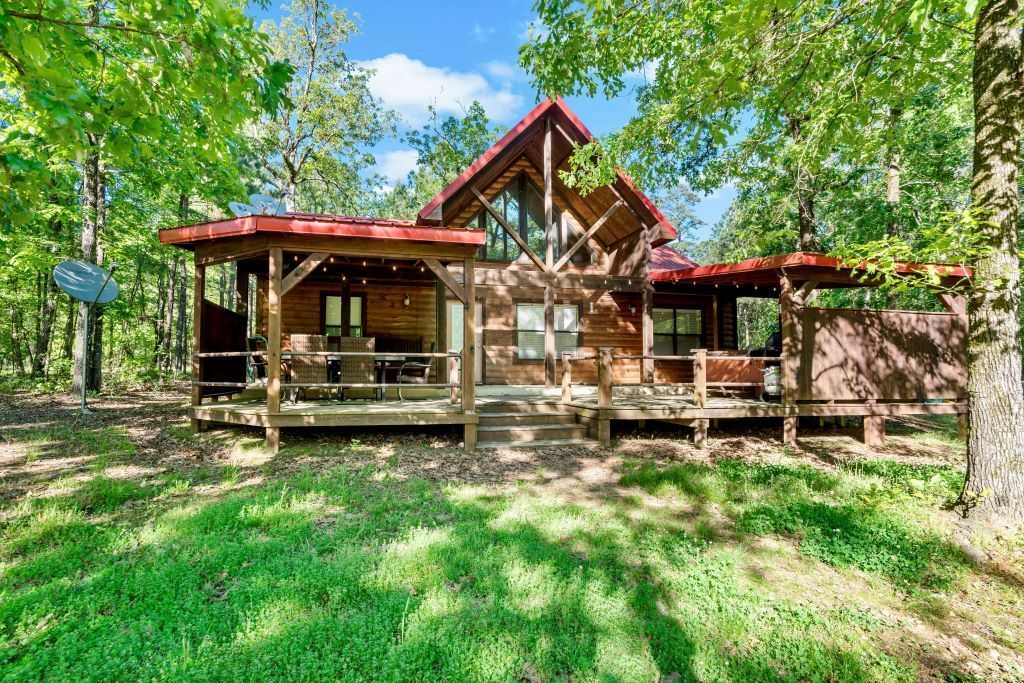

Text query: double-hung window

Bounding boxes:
[653,308,702,356]
[516,303,580,360]
[324,295,364,337]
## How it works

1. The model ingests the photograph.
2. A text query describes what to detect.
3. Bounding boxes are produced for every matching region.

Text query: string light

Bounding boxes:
[362,278,366,284]
[392,264,397,271]
[362,260,366,266]
[329,256,334,263]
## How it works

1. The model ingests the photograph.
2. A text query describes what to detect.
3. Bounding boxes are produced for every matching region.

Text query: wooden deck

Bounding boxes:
[191,397,478,429]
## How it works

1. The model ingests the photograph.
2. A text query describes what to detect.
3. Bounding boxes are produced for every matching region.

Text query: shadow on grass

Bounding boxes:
[0,458,931,682]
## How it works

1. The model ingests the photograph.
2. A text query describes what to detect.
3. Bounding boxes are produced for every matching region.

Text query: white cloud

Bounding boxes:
[470,23,494,42]
[375,149,418,183]
[359,53,523,126]
[483,60,523,83]
[625,59,661,82]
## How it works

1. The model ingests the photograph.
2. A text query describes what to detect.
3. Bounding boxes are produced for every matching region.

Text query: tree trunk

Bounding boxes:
[961,0,1024,519]
[161,252,179,373]
[87,163,106,391]
[885,108,903,308]
[787,114,819,252]
[72,142,100,395]
[31,271,59,378]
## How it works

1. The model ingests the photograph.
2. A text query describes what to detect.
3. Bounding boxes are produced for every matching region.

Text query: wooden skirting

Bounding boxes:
[190,399,478,429]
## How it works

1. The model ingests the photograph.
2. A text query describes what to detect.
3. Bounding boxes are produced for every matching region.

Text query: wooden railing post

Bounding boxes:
[449,355,459,405]
[265,247,283,453]
[694,348,707,408]
[597,347,613,409]
[561,352,572,403]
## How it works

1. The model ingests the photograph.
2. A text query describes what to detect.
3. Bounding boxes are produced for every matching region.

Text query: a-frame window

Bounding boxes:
[469,173,591,265]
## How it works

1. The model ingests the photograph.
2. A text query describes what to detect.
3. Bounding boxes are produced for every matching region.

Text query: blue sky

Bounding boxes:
[249,1,735,237]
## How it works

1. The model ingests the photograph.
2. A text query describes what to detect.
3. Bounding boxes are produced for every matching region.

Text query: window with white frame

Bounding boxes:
[653,307,702,356]
[324,295,364,337]
[516,303,580,360]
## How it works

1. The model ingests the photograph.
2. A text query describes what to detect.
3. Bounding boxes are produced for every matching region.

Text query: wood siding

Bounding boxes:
[798,307,967,401]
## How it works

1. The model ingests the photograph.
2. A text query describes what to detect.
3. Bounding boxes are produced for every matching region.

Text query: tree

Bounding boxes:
[249,0,394,212]
[521,0,1024,519]
[1,0,291,392]
[375,102,506,220]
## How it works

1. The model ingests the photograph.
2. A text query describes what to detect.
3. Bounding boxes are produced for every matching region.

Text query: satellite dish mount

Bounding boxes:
[53,260,120,414]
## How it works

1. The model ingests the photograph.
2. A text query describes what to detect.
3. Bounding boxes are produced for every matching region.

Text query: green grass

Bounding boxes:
[0,422,1020,681]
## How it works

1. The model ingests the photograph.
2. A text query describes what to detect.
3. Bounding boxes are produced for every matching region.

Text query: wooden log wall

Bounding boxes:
[257,279,438,350]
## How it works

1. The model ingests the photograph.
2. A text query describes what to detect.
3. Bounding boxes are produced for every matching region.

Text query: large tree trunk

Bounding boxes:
[87,163,106,391]
[160,252,179,373]
[72,142,100,395]
[961,0,1024,519]
[787,114,819,252]
[885,108,903,308]
[31,271,59,378]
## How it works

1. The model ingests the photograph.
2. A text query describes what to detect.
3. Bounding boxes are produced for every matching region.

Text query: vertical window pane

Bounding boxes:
[516,303,545,331]
[517,331,545,359]
[653,308,675,334]
[325,296,342,327]
[676,309,702,335]
[654,335,675,356]
[555,304,577,332]
[449,303,464,352]
[350,296,363,328]
[678,335,702,355]
[524,183,546,257]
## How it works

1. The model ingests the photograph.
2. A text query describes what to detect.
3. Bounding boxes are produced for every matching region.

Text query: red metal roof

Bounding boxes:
[416,97,678,242]
[650,252,971,286]
[650,245,698,271]
[158,214,486,247]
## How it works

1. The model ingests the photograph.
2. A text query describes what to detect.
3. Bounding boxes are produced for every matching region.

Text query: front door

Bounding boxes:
[447,301,483,382]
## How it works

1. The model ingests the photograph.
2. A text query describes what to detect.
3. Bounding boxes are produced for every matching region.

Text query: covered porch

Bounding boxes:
[159,214,486,453]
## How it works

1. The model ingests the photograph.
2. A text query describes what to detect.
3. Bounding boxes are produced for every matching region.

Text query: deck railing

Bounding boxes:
[560,348,780,406]
[193,350,464,403]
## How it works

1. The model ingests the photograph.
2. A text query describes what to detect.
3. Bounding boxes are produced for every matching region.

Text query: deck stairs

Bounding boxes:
[476,400,597,449]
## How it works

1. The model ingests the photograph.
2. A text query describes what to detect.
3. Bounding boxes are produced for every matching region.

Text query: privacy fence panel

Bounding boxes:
[798,307,966,401]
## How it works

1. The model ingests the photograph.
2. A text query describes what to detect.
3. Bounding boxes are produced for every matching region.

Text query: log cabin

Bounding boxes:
[159,98,970,454]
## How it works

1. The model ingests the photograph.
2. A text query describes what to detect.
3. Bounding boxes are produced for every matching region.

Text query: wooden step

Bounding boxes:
[477,400,570,414]
[478,412,578,426]
[477,423,589,444]
[477,437,599,450]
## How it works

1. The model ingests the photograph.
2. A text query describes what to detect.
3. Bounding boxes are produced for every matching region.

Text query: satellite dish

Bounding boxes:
[53,260,119,304]
[53,260,119,414]
[248,193,283,215]
[228,201,253,218]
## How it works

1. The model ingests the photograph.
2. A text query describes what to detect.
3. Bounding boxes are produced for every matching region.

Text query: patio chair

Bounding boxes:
[338,337,375,401]
[397,341,434,401]
[290,334,328,403]
[246,335,268,384]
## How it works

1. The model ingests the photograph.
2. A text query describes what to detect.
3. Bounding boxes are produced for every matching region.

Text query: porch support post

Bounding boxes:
[596,346,613,447]
[235,264,248,320]
[711,295,719,350]
[779,274,799,445]
[190,261,206,433]
[462,256,477,451]
[544,115,554,269]
[340,280,351,335]
[266,247,283,453]
[544,283,556,386]
[436,279,448,383]
[863,415,885,447]
[642,283,654,384]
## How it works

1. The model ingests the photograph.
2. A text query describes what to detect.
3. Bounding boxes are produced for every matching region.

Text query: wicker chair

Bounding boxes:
[397,341,435,401]
[338,337,375,401]
[290,334,328,403]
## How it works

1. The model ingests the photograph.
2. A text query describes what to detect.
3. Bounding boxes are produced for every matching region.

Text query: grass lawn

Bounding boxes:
[1,392,1022,682]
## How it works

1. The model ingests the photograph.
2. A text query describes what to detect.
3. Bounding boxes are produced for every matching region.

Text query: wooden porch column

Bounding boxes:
[642,283,654,384]
[190,261,206,433]
[435,279,447,382]
[340,280,351,336]
[863,415,885,447]
[266,247,283,453]
[235,265,248,321]
[544,115,554,269]
[544,282,556,386]
[596,346,613,447]
[779,274,799,444]
[462,257,477,451]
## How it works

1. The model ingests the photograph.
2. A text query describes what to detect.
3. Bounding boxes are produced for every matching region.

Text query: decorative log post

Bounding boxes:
[561,351,572,403]
[694,348,707,409]
[642,283,654,384]
[863,415,885,447]
[462,257,477,451]
[449,355,459,405]
[779,275,799,444]
[544,282,556,387]
[190,261,205,434]
[266,247,283,453]
[597,346,613,447]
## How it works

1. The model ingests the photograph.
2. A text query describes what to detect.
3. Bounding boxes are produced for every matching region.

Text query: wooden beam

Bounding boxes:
[267,248,283,418]
[544,116,554,268]
[190,262,206,429]
[937,292,966,316]
[642,283,654,384]
[794,279,820,306]
[423,258,466,304]
[544,283,556,386]
[281,252,329,296]
[470,185,550,271]
[779,274,799,444]
[553,200,623,271]
[462,257,477,451]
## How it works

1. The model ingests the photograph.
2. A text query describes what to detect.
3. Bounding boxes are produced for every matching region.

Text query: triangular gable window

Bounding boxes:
[468,173,592,265]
